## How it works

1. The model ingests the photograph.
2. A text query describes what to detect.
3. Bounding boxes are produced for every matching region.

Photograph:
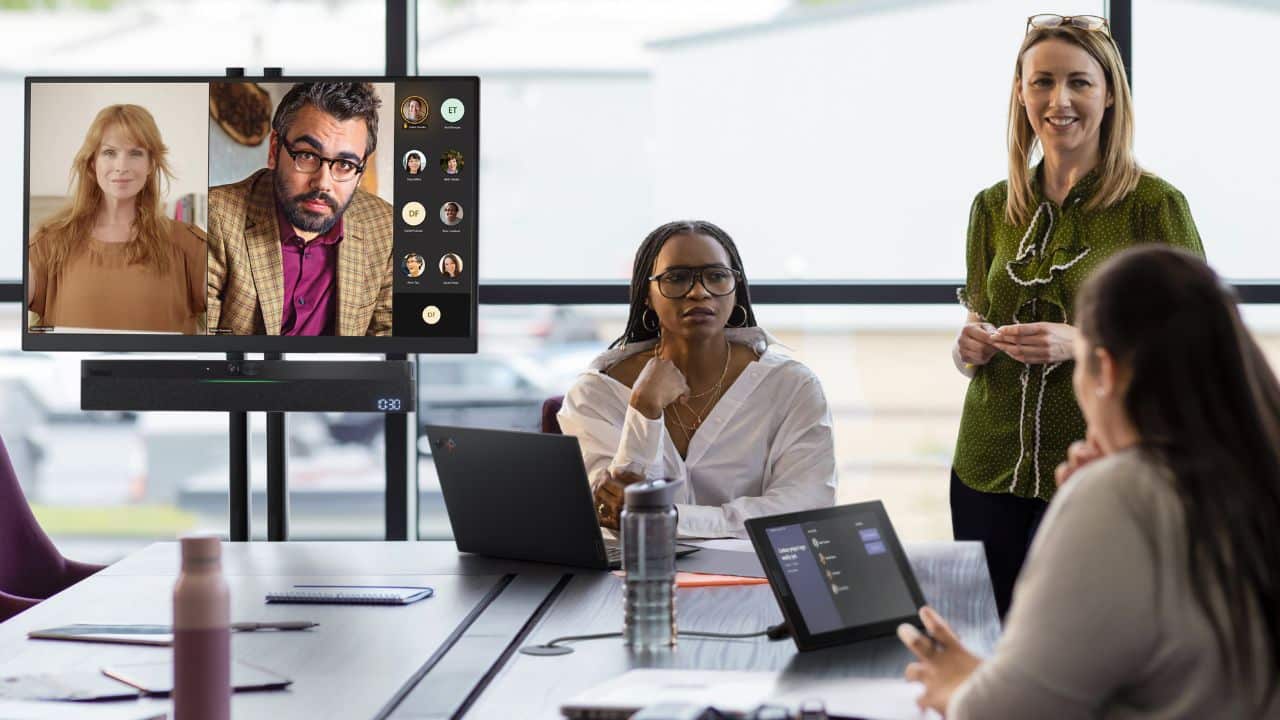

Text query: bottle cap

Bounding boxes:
[624,478,682,510]
[179,534,222,563]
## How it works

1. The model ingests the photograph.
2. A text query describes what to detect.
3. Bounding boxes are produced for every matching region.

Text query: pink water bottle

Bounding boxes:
[173,535,231,720]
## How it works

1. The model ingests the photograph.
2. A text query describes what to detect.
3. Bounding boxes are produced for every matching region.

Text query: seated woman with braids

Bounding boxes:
[557,220,837,538]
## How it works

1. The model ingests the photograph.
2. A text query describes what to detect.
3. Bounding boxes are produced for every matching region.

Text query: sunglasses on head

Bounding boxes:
[1026,13,1110,36]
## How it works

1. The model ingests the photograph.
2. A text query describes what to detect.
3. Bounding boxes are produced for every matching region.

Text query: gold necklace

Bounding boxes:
[653,337,732,400]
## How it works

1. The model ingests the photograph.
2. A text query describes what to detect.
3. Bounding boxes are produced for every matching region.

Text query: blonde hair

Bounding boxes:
[1005,26,1141,226]
[35,104,175,274]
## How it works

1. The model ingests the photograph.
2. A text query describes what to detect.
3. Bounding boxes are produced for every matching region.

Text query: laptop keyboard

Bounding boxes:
[604,541,698,564]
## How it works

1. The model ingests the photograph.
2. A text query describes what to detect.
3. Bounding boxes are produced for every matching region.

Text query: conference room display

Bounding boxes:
[22,76,479,353]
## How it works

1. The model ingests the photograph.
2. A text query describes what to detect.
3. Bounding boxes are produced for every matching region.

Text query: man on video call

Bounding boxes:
[207,82,393,336]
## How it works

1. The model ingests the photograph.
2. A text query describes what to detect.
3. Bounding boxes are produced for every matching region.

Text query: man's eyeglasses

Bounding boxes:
[279,139,366,182]
[647,265,740,299]
[1026,13,1110,35]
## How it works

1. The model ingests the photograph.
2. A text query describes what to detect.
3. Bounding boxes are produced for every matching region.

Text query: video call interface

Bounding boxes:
[24,79,477,338]
[764,511,917,636]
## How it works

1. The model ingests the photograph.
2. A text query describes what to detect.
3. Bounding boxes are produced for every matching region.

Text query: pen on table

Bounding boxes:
[231,621,318,632]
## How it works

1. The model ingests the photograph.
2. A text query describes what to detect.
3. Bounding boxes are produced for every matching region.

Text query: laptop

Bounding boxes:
[424,425,698,570]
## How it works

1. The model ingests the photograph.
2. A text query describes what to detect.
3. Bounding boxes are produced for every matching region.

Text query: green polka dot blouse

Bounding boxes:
[953,164,1204,501]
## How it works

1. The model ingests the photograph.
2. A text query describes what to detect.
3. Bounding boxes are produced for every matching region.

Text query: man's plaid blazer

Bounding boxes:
[206,168,394,336]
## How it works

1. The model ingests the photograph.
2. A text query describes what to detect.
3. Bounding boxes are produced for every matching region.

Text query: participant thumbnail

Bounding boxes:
[440,202,463,226]
[402,149,426,176]
[26,82,209,335]
[440,253,463,278]
[401,96,428,125]
[403,253,426,278]
[206,81,396,336]
[440,150,464,175]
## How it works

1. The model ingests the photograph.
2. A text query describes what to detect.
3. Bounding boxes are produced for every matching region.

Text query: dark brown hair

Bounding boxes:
[1076,245,1280,706]
[272,82,381,157]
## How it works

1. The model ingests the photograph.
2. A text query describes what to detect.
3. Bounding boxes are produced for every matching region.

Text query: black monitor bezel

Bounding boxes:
[22,74,479,353]
[745,500,928,651]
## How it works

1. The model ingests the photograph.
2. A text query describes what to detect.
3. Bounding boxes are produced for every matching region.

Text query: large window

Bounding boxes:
[0,0,387,280]
[1133,0,1280,280]
[416,0,1105,281]
[4,2,1280,560]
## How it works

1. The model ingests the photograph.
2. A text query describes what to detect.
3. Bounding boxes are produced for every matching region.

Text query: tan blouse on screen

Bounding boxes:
[28,220,207,334]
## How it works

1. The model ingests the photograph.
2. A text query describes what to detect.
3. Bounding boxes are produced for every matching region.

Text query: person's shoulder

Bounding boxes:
[167,220,207,256]
[28,224,55,250]
[972,178,1010,209]
[757,346,822,390]
[562,363,627,413]
[1130,171,1189,208]
[604,352,646,388]
[351,187,394,216]
[209,169,264,202]
[1061,448,1177,520]
[208,171,268,226]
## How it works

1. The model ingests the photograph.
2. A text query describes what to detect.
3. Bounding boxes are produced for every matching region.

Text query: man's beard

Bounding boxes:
[274,172,354,235]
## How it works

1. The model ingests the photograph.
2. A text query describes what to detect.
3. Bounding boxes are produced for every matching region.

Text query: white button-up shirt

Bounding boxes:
[557,327,837,538]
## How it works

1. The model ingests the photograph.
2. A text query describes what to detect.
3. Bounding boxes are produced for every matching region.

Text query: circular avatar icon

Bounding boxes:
[401,96,428,125]
[439,252,463,278]
[439,202,463,226]
[422,305,442,325]
[440,150,463,175]
[440,98,465,123]
[402,253,426,278]
[402,202,426,226]
[402,149,426,176]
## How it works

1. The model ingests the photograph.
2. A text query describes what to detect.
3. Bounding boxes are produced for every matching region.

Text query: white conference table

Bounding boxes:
[0,541,999,719]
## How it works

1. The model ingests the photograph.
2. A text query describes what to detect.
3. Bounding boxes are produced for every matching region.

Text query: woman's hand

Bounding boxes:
[899,606,981,715]
[990,322,1077,365]
[630,356,690,419]
[592,469,645,530]
[956,321,999,366]
[1054,432,1104,488]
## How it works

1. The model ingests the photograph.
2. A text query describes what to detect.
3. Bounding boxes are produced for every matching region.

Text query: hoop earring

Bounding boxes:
[641,308,660,332]
[726,304,748,329]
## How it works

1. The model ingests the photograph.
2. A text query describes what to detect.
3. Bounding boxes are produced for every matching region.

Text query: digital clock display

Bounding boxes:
[376,398,403,412]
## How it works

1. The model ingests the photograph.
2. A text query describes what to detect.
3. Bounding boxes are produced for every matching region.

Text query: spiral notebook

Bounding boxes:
[265,585,434,605]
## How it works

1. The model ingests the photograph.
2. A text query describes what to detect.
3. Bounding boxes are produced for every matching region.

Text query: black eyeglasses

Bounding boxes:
[279,139,366,182]
[647,265,740,299]
[1026,13,1110,35]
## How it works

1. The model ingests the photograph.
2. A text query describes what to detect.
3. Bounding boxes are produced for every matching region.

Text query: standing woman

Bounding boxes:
[951,14,1202,617]
[28,104,206,334]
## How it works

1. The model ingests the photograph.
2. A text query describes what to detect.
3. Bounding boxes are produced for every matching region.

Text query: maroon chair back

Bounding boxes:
[541,396,565,434]
[0,432,104,621]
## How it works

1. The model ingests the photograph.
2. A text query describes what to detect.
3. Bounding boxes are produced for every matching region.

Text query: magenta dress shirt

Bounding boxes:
[276,207,343,336]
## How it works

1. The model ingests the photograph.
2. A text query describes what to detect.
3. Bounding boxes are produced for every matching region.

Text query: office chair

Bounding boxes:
[541,396,565,434]
[0,432,105,621]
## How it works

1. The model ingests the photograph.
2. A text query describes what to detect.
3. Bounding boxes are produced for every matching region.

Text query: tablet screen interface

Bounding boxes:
[763,508,916,635]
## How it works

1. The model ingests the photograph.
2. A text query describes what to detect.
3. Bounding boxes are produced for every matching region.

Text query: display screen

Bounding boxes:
[763,509,918,636]
[23,76,478,352]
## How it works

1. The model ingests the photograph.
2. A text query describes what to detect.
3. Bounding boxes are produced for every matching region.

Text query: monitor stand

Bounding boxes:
[75,65,419,543]
[82,353,417,542]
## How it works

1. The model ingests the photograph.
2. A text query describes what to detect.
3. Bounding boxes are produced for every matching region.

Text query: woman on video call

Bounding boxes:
[950,14,1203,617]
[441,253,461,278]
[28,104,206,334]
[406,151,424,176]
[557,220,836,538]
[901,246,1280,719]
